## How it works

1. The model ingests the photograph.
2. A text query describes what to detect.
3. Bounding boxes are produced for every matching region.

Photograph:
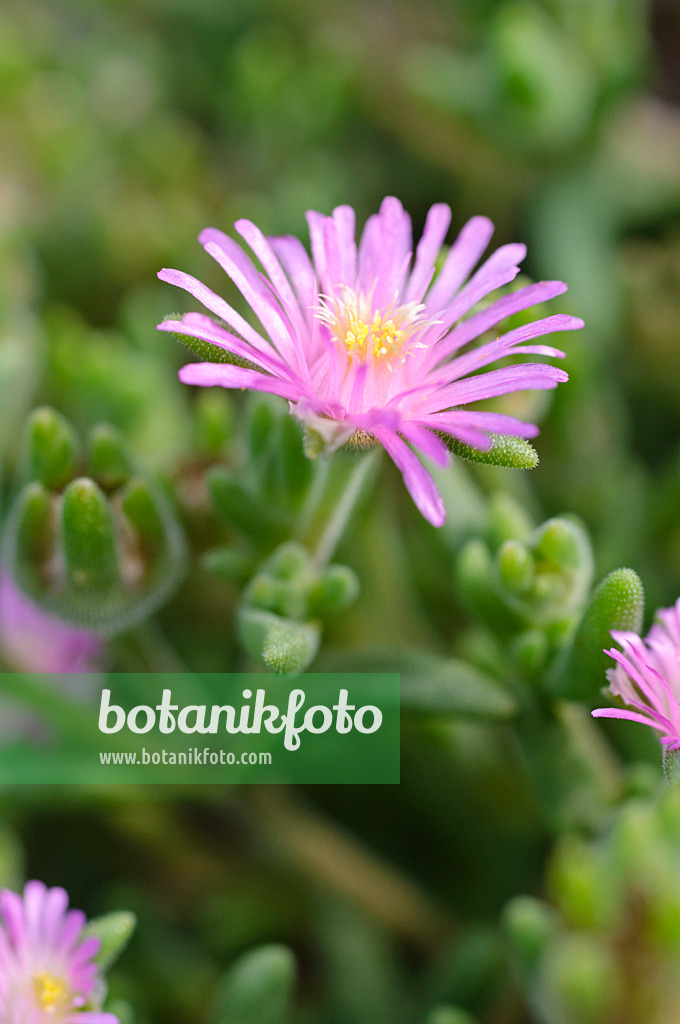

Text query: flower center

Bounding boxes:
[33,973,70,1014]
[316,287,434,365]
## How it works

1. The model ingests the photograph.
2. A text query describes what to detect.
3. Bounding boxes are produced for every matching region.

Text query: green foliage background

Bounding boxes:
[1,0,680,1021]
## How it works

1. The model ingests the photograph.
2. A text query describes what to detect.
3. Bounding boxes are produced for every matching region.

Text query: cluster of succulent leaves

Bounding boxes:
[0,0,679,1022]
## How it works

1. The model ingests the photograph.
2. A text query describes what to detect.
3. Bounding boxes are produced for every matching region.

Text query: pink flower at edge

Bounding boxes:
[158,196,583,527]
[0,880,118,1023]
[592,597,680,750]
[0,569,101,674]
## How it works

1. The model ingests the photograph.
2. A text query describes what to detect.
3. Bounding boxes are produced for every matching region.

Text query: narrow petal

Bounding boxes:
[157,268,276,359]
[405,203,452,304]
[591,708,667,732]
[421,363,568,412]
[324,205,357,289]
[433,314,581,380]
[178,362,305,402]
[373,428,446,527]
[270,235,318,321]
[424,215,494,312]
[399,423,451,467]
[199,229,309,375]
[431,280,569,356]
[158,318,290,379]
[234,219,302,318]
[424,410,540,439]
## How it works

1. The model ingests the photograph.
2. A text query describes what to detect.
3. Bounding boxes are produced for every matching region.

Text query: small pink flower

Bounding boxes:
[592,597,680,749]
[158,197,582,526]
[0,570,100,674]
[0,880,117,1023]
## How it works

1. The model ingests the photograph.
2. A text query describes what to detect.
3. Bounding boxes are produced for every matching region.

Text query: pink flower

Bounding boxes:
[0,570,100,674]
[592,597,680,749]
[0,880,117,1023]
[158,197,582,526]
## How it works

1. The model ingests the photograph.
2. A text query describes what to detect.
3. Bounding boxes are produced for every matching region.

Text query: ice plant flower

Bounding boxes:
[0,880,117,1023]
[592,597,680,750]
[0,569,101,673]
[158,197,582,526]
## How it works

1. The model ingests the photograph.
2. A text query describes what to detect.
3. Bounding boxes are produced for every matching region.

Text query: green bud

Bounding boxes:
[245,574,308,621]
[82,911,136,972]
[533,517,592,575]
[262,620,320,674]
[309,564,360,616]
[552,568,644,701]
[23,407,79,490]
[237,608,320,674]
[211,944,296,1024]
[497,540,534,595]
[502,896,556,970]
[265,542,313,582]
[439,431,538,469]
[61,478,120,593]
[247,574,284,612]
[192,391,235,457]
[87,424,132,491]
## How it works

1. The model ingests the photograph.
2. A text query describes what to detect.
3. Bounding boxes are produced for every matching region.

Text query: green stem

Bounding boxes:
[313,450,379,566]
[296,455,332,540]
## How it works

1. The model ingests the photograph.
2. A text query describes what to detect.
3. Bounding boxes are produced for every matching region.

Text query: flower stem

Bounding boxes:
[313,450,379,567]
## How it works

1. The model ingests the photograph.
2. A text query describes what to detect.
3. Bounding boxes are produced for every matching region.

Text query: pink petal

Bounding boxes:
[373,428,446,527]
[178,362,304,402]
[405,203,452,304]
[424,215,494,312]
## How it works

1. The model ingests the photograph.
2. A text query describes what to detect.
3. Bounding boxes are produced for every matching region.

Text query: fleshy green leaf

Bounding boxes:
[87,424,133,491]
[212,945,296,1024]
[237,607,320,674]
[208,469,291,540]
[552,567,645,700]
[83,911,136,973]
[23,407,79,490]
[61,478,120,593]
[322,649,516,720]
[167,320,263,372]
[440,431,539,469]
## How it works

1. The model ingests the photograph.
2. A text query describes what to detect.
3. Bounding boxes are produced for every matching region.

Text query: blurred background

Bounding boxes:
[1,0,680,1022]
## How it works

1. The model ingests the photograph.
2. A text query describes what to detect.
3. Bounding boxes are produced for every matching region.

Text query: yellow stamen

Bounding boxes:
[316,287,435,365]
[33,973,69,1013]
